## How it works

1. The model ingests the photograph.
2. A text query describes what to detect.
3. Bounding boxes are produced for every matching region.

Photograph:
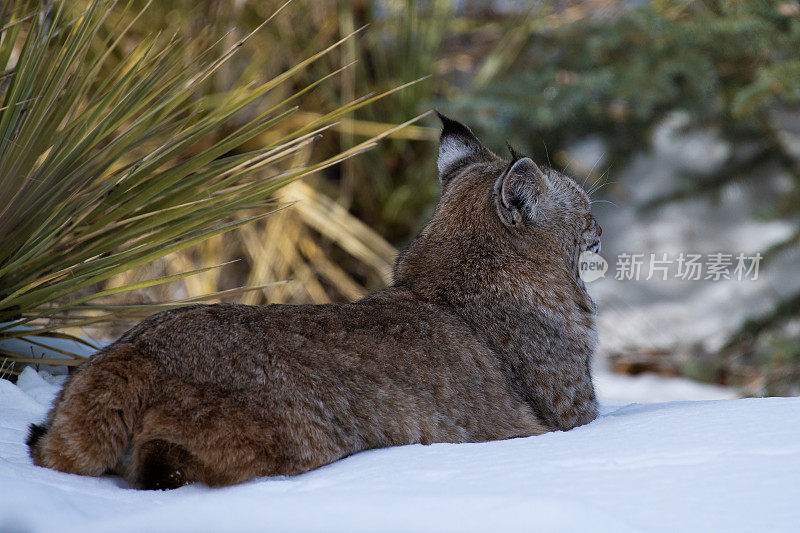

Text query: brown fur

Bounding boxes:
[29,114,601,489]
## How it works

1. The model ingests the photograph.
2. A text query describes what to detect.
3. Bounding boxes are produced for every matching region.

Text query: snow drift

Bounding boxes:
[1,368,798,533]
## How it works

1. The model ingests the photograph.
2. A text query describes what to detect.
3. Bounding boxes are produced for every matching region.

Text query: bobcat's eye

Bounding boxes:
[582,216,602,253]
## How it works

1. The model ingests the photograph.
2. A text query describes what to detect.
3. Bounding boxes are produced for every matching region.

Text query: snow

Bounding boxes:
[583,112,800,360]
[2,368,799,532]
[593,370,737,403]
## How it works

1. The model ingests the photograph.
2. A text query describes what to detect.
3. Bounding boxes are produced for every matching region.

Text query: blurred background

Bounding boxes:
[2,0,800,401]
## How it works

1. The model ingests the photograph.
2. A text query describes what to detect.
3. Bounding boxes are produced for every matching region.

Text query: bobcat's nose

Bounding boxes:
[596,223,602,237]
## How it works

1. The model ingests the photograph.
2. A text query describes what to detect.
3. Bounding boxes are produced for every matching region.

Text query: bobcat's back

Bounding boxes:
[29,296,546,488]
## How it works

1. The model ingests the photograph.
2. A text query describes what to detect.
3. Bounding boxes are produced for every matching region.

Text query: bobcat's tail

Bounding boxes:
[27,343,155,477]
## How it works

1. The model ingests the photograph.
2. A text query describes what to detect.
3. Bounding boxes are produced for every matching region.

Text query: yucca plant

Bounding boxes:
[0,0,423,371]
[76,0,447,310]
[112,0,448,242]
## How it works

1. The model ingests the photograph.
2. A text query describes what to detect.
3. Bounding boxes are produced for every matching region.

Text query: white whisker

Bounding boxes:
[542,141,551,167]
[592,199,619,208]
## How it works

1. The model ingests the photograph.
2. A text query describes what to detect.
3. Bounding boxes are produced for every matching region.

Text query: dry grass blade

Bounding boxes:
[279,181,397,284]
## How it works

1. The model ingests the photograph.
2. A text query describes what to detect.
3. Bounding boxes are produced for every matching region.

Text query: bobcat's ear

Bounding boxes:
[436,111,493,185]
[494,157,545,228]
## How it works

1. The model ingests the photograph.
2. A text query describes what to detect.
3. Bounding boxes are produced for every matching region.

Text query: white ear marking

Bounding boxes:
[438,137,473,174]
[435,113,493,183]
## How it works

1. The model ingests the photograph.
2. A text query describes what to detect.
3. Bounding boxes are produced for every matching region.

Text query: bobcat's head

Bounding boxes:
[394,113,601,300]
[435,112,601,263]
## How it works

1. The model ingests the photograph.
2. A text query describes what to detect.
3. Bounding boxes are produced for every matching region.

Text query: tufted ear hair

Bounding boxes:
[436,111,494,186]
[494,157,546,228]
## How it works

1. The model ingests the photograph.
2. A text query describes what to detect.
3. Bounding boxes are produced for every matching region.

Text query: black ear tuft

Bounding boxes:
[435,111,494,184]
[506,142,522,162]
[436,111,476,142]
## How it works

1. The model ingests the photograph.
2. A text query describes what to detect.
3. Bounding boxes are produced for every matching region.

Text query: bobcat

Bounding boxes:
[28,113,601,489]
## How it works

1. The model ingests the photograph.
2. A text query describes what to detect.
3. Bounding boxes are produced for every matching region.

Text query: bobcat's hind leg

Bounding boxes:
[28,344,155,477]
[128,382,321,489]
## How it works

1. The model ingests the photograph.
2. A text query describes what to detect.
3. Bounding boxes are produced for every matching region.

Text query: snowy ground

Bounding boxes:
[2,368,798,533]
